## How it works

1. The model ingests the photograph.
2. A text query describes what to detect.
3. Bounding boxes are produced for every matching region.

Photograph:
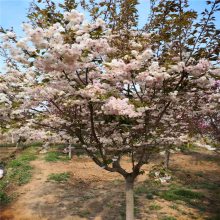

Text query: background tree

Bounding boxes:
[146,0,220,66]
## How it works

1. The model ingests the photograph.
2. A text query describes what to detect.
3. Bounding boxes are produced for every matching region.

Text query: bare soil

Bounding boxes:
[1,150,220,220]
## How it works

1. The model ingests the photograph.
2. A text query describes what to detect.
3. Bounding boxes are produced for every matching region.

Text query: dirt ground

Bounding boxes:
[0,150,220,220]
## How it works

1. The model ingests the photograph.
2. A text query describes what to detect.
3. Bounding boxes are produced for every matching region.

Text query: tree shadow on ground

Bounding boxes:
[169,152,220,219]
[30,177,126,220]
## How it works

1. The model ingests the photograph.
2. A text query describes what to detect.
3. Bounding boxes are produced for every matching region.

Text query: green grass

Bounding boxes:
[44,151,70,162]
[78,209,91,217]
[169,204,179,211]
[149,203,162,210]
[47,172,71,182]
[135,180,160,199]
[0,147,37,206]
[195,171,204,177]
[191,182,219,190]
[0,191,11,205]
[161,187,204,204]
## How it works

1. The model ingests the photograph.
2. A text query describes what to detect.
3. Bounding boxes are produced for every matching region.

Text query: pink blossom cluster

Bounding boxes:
[102,97,141,117]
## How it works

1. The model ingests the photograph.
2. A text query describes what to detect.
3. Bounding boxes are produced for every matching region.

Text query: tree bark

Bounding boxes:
[125,176,134,220]
[11,133,14,144]
[68,144,72,159]
[164,149,170,169]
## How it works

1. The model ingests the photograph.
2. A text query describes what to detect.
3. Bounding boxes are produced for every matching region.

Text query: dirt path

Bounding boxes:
[1,151,220,220]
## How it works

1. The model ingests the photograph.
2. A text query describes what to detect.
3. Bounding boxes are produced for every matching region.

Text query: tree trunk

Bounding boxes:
[164,149,170,169]
[125,176,134,220]
[68,144,72,159]
[11,133,14,144]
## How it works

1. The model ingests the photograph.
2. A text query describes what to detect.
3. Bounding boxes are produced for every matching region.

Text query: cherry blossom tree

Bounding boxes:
[0,71,21,142]
[186,79,220,149]
[1,9,219,220]
[25,0,220,170]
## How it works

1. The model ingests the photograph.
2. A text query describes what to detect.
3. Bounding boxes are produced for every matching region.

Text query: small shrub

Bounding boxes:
[48,172,71,182]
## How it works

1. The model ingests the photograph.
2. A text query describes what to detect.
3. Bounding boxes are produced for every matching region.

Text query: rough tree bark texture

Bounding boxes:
[125,176,134,220]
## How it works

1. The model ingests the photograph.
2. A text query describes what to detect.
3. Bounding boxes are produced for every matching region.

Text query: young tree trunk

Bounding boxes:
[68,144,72,159]
[164,149,170,169]
[125,176,134,220]
[11,133,14,144]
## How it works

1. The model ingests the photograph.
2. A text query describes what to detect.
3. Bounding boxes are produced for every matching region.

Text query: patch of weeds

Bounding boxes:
[6,147,37,185]
[106,202,114,208]
[135,180,160,199]
[134,206,140,216]
[0,147,37,205]
[44,151,69,162]
[6,148,37,185]
[135,185,149,194]
[195,171,204,177]
[80,193,95,201]
[205,155,219,163]
[18,171,32,185]
[19,153,37,162]
[55,144,66,149]
[47,172,71,182]
[149,203,162,210]
[191,182,219,190]
[119,200,126,219]
[0,191,11,206]
[78,209,90,217]
[29,142,43,147]
[161,186,204,206]
[169,204,179,211]
[161,216,177,220]
[76,151,85,157]
[193,203,206,212]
